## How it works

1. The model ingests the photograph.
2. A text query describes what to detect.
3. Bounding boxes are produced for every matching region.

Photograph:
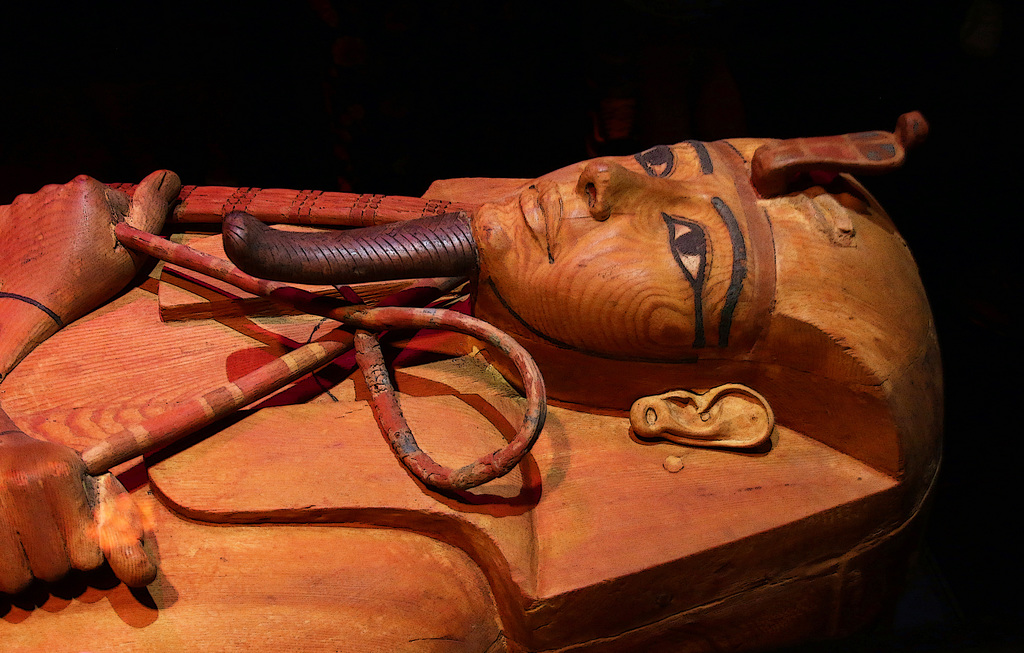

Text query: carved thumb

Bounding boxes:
[89,473,158,587]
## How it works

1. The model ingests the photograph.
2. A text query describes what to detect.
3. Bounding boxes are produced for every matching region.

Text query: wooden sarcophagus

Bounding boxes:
[0,113,940,651]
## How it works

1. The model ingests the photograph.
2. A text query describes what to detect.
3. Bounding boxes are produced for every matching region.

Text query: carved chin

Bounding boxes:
[481,276,697,364]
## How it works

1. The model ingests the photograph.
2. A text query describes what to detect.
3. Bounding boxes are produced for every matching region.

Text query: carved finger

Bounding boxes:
[7,479,70,583]
[127,170,180,234]
[105,540,157,588]
[0,495,32,594]
[92,474,157,587]
[46,471,103,572]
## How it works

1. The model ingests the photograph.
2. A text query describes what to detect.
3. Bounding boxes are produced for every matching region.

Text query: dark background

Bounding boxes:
[1,1,1020,650]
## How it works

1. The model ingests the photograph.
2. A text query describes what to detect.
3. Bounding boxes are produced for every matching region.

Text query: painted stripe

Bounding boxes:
[225,382,246,405]
[128,422,151,444]
[0,292,64,327]
[721,140,748,164]
[197,396,216,419]
[707,141,777,353]
[282,351,304,373]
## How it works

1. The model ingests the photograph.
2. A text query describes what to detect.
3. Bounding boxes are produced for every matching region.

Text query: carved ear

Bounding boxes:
[629,384,774,449]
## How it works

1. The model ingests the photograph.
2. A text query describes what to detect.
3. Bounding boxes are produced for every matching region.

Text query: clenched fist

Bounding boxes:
[0,408,156,594]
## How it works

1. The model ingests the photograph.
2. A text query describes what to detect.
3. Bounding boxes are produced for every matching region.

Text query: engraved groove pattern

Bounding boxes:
[108,184,479,226]
[222,211,478,285]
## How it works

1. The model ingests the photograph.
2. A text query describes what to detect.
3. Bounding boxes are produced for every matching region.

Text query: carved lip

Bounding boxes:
[518,183,563,262]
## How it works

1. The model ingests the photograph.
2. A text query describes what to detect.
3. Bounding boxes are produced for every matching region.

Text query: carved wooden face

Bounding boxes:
[472,142,775,364]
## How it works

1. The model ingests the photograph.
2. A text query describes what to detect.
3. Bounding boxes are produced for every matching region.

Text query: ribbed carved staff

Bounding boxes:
[107,183,478,226]
[99,224,546,492]
[221,210,479,285]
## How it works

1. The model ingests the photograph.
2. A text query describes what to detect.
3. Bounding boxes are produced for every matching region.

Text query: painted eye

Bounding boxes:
[663,214,707,286]
[663,213,709,349]
[670,224,707,283]
[633,144,675,178]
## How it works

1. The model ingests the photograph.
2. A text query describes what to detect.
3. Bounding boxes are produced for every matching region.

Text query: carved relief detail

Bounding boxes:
[630,383,775,449]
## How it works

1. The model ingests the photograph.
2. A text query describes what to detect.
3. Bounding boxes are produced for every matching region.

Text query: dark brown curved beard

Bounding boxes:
[222,210,478,285]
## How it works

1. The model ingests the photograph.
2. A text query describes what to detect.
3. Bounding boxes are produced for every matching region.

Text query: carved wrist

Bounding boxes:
[0,426,33,447]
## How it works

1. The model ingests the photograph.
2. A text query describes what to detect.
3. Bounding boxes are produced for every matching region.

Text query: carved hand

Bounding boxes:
[0,170,177,594]
[0,170,178,381]
[0,411,156,595]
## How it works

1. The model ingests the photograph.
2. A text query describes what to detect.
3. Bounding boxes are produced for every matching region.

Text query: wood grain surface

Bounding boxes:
[1,126,940,650]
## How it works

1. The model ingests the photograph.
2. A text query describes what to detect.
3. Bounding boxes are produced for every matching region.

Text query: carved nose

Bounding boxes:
[575,161,652,221]
[577,161,614,221]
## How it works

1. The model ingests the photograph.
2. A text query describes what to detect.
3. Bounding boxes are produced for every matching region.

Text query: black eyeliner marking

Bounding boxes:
[0,292,64,327]
[712,197,746,347]
[663,213,708,348]
[634,145,675,178]
[685,140,714,174]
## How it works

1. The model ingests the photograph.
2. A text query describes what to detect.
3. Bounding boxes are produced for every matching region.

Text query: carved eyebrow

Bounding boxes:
[684,140,714,174]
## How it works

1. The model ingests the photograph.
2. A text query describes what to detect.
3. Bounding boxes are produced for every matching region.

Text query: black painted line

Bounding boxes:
[722,140,748,164]
[487,278,581,352]
[685,140,714,174]
[486,278,698,364]
[712,197,747,347]
[0,291,64,327]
